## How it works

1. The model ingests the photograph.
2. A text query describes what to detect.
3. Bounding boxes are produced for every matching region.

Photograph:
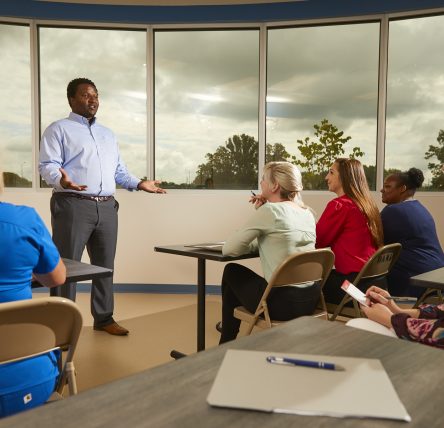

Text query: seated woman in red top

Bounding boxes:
[316,158,384,304]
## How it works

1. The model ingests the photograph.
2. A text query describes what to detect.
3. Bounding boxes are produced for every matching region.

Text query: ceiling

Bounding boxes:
[40,0,303,5]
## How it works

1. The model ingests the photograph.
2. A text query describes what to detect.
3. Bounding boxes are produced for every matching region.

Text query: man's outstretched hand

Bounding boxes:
[60,168,88,191]
[137,180,167,194]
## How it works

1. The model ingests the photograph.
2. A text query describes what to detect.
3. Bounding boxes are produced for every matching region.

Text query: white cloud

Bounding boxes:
[1,16,444,187]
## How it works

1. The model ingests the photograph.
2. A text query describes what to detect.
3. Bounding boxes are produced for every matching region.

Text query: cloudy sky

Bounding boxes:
[1,14,443,186]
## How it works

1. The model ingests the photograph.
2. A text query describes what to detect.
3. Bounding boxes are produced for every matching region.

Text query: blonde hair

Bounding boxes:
[263,161,309,208]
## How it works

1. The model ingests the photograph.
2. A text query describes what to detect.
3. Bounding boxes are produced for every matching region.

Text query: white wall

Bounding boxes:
[2,189,444,286]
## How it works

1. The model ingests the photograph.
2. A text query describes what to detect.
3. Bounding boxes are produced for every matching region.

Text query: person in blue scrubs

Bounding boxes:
[380,167,444,297]
[0,171,66,418]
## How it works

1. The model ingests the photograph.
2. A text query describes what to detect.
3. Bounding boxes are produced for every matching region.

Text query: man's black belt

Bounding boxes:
[55,192,114,202]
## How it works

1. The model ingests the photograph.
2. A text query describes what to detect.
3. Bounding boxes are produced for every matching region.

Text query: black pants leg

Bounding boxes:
[219,263,322,344]
[322,270,358,305]
[323,269,388,306]
[220,263,267,344]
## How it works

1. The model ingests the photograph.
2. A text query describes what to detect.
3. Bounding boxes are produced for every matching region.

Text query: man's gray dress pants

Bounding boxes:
[49,193,118,327]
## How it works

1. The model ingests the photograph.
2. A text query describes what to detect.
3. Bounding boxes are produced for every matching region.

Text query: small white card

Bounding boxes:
[341,280,369,307]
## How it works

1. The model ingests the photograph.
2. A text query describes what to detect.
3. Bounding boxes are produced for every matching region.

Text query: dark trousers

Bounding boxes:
[219,263,322,344]
[323,269,387,306]
[387,270,426,298]
[50,193,118,327]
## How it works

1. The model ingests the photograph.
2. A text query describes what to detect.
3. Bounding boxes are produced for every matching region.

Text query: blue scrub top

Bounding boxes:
[0,202,61,411]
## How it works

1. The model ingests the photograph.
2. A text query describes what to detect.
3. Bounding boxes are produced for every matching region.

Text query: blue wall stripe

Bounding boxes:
[32,283,222,295]
[1,1,443,24]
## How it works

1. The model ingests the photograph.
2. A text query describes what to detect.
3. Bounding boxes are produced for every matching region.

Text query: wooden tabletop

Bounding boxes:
[2,317,441,427]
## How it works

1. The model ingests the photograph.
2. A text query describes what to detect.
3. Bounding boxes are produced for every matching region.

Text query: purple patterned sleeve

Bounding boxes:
[391,313,411,339]
[391,310,444,349]
[418,303,444,319]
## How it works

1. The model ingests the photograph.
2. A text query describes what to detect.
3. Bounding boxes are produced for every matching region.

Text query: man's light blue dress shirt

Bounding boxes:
[39,112,140,195]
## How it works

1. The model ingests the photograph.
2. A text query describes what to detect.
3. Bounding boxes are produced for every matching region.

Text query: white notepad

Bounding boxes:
[185,242,225,252]
[341,280,369,307]
[207,350,410,422]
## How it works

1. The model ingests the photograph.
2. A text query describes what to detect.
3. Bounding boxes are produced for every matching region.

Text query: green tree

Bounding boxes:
[291,119,364,189]
[193,134,257,189]
[193,135,290,189]
[424,129,444,189]
[2,172,32,188]
[265,142,290,163]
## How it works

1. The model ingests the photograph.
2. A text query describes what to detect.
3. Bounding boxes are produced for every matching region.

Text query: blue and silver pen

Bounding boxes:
[266,356,345,371]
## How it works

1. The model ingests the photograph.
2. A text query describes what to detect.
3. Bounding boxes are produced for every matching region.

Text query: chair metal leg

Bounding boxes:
[329,296,349,321]
[245,320,256,335]
[56,369,67,395]
[352,299,361,318]
[414,288,434,308]
[66,361,77,395]
[170,350,187,360]
[319,292,329,320]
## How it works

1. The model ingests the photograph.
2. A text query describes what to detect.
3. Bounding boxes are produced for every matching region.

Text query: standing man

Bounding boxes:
[39,77,165,336]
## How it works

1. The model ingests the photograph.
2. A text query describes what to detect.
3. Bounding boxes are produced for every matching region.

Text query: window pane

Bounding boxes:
[155,30,259,189]
[386,16,444,190]
[267,23,379,189]
[39,27,147,180]
[0,24,32,187]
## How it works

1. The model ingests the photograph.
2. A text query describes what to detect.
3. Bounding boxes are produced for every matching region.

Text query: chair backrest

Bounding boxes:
[260,248,335,304]
[0,297,83,365]
[353,243,402,287]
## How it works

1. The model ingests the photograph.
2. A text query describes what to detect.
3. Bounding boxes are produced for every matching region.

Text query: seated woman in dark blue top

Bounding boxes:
[0,172,66,418]
[380,167,444,297]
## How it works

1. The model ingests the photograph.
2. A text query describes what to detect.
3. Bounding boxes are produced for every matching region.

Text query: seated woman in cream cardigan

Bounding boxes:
[219,161,318,344]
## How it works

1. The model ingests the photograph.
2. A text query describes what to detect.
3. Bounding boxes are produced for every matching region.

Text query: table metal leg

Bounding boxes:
[197,258,206,351]
[170,350,186,360]
[170,257,206,359]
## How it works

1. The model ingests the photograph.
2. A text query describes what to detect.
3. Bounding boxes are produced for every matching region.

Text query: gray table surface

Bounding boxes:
[410,266,444,290]
[154,244,258,262]
[1,316,442,427]
[32,258,113,288]
[61,258,113,283]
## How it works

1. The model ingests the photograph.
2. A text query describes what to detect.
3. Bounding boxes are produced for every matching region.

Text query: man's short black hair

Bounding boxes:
[67,78,98,102]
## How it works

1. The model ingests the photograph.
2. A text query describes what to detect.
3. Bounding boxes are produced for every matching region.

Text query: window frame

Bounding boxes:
[0,8,443,193]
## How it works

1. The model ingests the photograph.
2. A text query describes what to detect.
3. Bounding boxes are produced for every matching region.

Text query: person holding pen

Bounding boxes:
[361,285,444,349]
[218,161,318,344]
